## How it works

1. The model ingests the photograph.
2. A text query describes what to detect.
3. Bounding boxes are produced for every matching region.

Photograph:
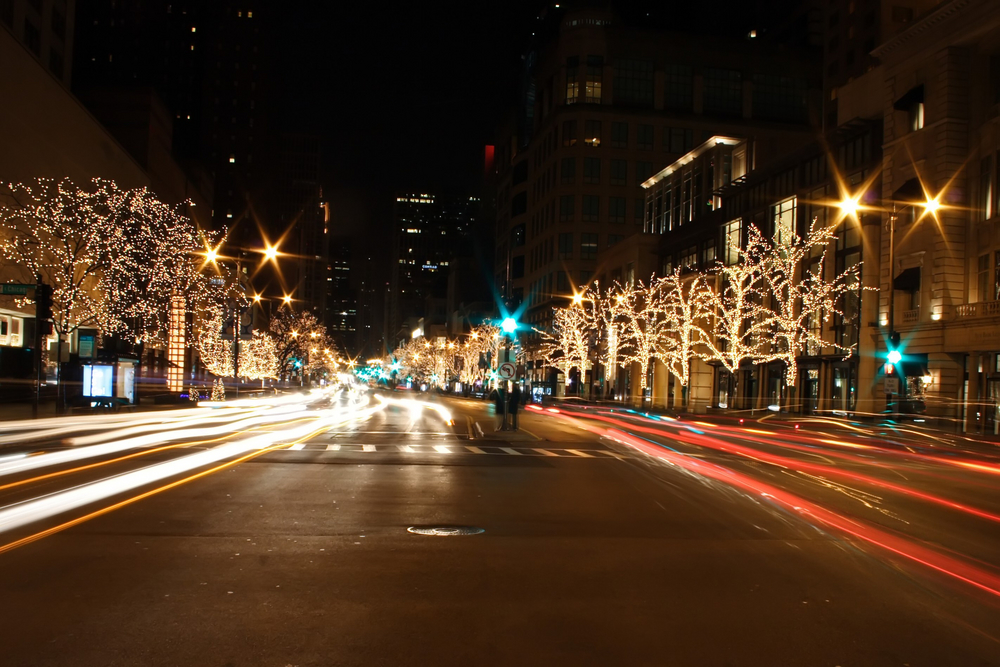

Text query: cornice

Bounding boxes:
[871,0,973,59]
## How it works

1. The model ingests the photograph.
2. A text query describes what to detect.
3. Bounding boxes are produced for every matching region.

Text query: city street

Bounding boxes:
[0,388,998,666]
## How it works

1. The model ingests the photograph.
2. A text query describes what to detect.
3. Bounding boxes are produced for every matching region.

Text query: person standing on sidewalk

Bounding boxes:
[490,385,506,431]
[508,382,522,431]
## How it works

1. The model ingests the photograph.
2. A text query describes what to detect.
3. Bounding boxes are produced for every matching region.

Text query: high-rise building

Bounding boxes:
[495,6,822,340]
[326,235,357,351]
[387,193,480,348]
[72,1,276,245]
[0,0,74,85]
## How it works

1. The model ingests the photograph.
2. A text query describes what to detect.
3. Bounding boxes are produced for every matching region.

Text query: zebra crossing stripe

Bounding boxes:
[398,445,414,452]
[289,443,306,451]
[466,446,486,454]
[433,445,452,454]
[499,447,523,456]
[533,448,559,457]
[362,445,376,452]
[565,449,594,458]
[326,444,340,451]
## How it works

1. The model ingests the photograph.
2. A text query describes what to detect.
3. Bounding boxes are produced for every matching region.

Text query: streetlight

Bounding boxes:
[836,185,945,413]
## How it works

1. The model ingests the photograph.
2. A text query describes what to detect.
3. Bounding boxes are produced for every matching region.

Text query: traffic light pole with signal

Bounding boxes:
[33,277,53,418]
[884,332,902,415]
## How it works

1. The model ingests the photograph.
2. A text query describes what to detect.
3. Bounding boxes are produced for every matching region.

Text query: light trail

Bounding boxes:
[0,394,385,538]
[533,406,1000,599]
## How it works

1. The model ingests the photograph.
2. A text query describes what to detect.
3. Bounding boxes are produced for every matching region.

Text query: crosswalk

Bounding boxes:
[270,443,625,459]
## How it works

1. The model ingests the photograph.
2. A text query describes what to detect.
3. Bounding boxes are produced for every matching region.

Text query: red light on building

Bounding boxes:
[484,145,495,176]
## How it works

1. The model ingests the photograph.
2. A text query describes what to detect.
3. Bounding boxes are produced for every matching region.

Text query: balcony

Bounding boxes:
[901,309,919,324]
[954,301,1000,319]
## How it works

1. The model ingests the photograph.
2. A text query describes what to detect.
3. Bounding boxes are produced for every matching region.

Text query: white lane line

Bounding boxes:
[533,448,559,457]
[434,445,452,454]
[289,443,306,451]
[326,444,341,451]
[363,444,376,452]
[565,449,594,458]
[398,445,414,453]
[595,450,623,459]
[499,447,522,456]
[466,446,486,454]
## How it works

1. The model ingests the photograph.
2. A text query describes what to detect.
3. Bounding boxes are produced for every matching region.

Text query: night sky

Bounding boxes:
[271,0,801,237]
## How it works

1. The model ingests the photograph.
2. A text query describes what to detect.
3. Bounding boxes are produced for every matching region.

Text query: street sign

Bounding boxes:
[498,362,515,380]
[1,283,34,296]
[884,377,899,394]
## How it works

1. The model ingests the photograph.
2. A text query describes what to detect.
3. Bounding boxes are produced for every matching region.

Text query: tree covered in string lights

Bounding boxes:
[269,308,341,380]
[238,330,280,381]
[0,178,227,352]
[537,300,592,391]
[0,178,122,349]
[755,218,864,405]
[655,269,713,409]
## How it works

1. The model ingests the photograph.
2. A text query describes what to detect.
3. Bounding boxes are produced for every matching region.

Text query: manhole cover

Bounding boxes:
[407,526,485,536]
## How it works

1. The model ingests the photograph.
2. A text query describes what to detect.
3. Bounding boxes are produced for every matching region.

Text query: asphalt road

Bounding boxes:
[0,388,998,666]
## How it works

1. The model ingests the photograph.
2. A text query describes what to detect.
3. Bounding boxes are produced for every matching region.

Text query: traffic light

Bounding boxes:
[35,283,53,335]
[501,317,518,334]
[887,332,901,364]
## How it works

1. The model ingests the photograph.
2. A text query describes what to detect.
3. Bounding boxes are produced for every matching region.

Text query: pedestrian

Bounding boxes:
[490,385,506,430]
[508,382,522,431]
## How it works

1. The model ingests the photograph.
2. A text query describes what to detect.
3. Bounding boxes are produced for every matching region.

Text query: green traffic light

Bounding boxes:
[501,317,517,334]
[887,350,902,364]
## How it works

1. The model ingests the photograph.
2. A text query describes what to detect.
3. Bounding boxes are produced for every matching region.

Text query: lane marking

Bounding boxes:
[326,444,341,451]
[499,447,522,456]
[434,445,452,454]
[466,446,486,454]
[289,443,306,451]
[362,445,376,452]
[533,448,559,457]
[565,449,594,458]
[519,427,542,441]
[595,450,623,459]
[398,445,414,453]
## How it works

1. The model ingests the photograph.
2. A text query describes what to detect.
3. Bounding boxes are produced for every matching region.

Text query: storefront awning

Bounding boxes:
[893,266,921,292]
[892,177,923,202]
[893,84,924,111]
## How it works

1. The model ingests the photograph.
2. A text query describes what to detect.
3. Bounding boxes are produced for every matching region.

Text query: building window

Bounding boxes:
[23,18,40,56]
[585,55,603,103]
[995,251,1000,301]
[909,102,924,131]
[582,195,600,222]
[773,197,797,245]
[609,197,626,224]
[583,157,601,184]
[704,68,743,115]
[581,233,599,259]
[561,157,576,184]
[610,159,627,186]
[611,121,628,148]
[512,255,525,279]
[702,240,717,265]
[636,161,652,186]
[681,246,698,268]
[562,120,577,146]
[608,233,625,247]
[752,74,807,122]
[49,48,64,78]
[722,219,742,265]
[634,198,644,224]
[559,196,575,222]
[980,156,993,221]
[584,120,602,147]
[566,56,579,104]
[664,65,694,111]
[636,124,654,150]
[613,59,654,106]
[664,127,693,154]
[557,270,570,293]
[978,254,990,301]
[51,6,66,38]
[559,233,574,259]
